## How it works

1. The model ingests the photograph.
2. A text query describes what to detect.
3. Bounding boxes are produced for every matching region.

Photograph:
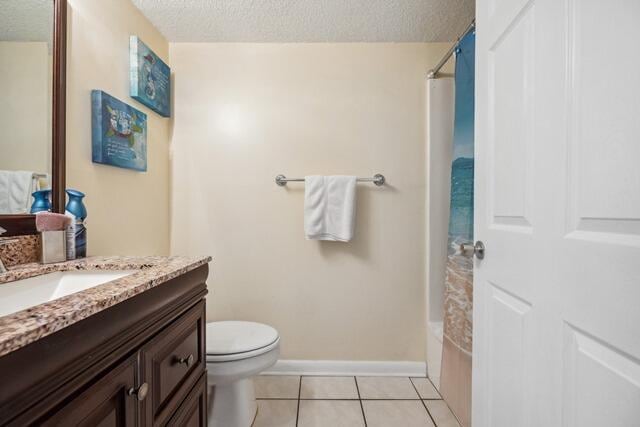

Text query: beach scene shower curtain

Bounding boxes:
[440,30,475,427]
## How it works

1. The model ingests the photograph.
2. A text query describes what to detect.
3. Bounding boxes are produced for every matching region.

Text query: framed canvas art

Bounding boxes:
[129,36,170,117]
[91,90,147,172]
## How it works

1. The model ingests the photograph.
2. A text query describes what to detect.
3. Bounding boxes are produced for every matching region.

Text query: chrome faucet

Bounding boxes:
[0,227,18,274]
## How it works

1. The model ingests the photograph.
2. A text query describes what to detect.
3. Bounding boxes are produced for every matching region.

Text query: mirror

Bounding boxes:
[0,0,66,233]
[0,1,54,214]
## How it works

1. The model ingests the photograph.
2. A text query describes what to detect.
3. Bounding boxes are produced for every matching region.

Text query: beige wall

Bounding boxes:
[66,0,170,255]
[170,43,450,361]
[0,42,51,174]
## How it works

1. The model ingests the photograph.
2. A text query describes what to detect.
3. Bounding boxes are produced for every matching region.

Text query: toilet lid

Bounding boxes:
[206,321,279,356]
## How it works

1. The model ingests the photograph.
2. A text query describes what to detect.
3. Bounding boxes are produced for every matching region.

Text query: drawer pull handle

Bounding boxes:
[128,382,149,401]
[178,354,195,367]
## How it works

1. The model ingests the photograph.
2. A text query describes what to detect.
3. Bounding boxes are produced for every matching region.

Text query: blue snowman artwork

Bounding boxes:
[129,36,170,117]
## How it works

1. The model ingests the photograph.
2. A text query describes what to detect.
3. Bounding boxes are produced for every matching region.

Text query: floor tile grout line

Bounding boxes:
[256,397,435,401]
[257,375,447,426]
[295,375,302,427]
[410,377,439,426]
[256,398,303,400]
[408,377,423,399]
[409,376,443,400]
[427,377,443,399]
[359,398,425,401]
[354,376,367,427]
[300,398,363,401]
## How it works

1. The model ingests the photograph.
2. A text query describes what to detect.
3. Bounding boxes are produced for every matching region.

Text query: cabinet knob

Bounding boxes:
[128,382,149,401]
[178,354,195,367]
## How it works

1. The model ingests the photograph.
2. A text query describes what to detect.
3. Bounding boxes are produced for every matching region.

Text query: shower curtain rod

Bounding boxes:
[427,19,475,79]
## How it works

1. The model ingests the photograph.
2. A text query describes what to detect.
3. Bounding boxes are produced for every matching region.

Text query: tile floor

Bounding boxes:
[252,375,460,427]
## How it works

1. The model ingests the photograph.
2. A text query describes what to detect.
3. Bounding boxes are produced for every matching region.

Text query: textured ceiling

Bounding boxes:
[0,0,53,43]
[131,0,475,43]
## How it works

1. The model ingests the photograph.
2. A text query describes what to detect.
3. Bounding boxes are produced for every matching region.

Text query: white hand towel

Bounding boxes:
[0,172,8,214]
[304,175,357,242]
[0,170,36,214]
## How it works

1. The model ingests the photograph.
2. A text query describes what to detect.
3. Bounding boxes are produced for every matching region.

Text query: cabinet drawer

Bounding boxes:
[167,372,207,427]
[141,302,206,426]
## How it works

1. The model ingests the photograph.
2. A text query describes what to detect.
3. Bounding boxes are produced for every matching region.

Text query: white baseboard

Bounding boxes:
[262,360,427,377]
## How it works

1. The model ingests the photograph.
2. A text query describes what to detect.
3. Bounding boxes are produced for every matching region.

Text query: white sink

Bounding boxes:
[0,270,138,318]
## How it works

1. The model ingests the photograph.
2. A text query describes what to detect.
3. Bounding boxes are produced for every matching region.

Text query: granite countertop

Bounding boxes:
[0,255,211,357]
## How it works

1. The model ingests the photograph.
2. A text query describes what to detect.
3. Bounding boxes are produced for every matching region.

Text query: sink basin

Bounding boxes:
[0,270,138,317]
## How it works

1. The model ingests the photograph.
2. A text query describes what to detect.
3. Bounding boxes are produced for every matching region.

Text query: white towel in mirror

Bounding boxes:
[0,170,39,214]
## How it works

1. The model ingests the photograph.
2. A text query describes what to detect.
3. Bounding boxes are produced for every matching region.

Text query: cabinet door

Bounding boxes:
[42,355,138,427]
[140,302,206,426]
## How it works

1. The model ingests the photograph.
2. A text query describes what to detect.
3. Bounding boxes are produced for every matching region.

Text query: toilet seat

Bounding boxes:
[206,321,280,362]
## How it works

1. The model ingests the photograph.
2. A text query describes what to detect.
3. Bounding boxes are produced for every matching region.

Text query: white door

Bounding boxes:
[474,0,640,426]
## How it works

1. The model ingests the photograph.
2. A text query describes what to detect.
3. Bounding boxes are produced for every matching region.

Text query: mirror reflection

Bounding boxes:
[0,0,53,214]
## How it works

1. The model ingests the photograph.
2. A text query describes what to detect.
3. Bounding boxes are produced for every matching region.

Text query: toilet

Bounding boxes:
[205,321,280,427]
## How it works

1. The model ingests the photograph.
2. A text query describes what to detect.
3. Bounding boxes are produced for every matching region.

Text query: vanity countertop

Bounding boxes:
[0,255,211,357]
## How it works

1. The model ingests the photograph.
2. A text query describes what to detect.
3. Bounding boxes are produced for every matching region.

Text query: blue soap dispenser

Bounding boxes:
[65,189,87,259]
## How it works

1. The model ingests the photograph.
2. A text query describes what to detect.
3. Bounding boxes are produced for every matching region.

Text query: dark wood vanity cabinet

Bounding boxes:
[42,354,139,426]
[0,265,209,426]
[141,302,206,426]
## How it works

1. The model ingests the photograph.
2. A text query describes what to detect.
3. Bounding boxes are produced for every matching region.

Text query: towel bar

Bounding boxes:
[275,174,385,187]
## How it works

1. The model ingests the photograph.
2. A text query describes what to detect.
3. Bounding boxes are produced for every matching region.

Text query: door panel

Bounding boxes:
[485,284,531,427]
[562,325,640,427]
[486,0,531,43]
[488,5,534,230]
[555,1,640,425]
[567,0,640,243]
[475,0,540,425]
[475,0,640,425]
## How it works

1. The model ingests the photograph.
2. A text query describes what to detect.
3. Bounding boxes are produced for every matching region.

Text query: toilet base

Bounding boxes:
[207,378,257,427]
[205,337,279,426]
